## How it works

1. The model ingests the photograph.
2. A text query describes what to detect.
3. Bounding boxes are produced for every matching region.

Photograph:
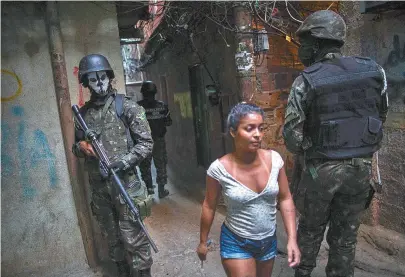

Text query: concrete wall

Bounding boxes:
[1,2,87,276]
[340,2,405,234]
[1,2,125,276]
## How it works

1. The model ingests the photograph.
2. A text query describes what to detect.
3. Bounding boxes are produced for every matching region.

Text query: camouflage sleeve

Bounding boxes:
[72,117,86,158]
[164,103,172,127]
[282,75,311,154]
[121,100,154,166]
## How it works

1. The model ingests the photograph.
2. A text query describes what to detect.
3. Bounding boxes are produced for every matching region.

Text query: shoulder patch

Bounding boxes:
[137,110,147,121]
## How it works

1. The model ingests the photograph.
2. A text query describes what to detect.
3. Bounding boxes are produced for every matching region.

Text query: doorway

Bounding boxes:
[188,64,211,168]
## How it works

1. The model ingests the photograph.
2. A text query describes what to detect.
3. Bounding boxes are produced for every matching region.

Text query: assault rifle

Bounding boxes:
[72,105,159,253]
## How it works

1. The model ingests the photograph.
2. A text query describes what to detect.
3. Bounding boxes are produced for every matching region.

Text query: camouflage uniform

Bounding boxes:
[137,81,172,198]
[73,92,154,276]
[138,136,168,190]
[283,10,388,277]
[284,59,388,277]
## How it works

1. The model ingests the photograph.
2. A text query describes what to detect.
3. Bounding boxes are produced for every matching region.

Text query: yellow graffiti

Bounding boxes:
[173,92,193,118]
[1,69,22,102]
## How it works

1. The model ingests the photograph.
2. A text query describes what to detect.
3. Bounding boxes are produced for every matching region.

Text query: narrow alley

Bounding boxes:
[2,2,405,277]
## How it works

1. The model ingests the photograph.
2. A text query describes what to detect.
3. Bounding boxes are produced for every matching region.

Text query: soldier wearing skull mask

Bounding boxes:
[72,54,155,277]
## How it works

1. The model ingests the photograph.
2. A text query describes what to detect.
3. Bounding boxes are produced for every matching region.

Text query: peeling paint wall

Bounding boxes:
[1,2,125,276]
[340,2,405,234]
[60,1,125,107]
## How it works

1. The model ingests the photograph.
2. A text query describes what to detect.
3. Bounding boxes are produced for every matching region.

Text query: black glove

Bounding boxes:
[109,160,128,172]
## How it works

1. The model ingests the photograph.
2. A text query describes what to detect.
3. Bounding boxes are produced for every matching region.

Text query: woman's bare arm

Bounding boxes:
[278,165,301,267]
[200,175,221,244]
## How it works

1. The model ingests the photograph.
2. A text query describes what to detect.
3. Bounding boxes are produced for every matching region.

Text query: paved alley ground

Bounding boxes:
[54,166,405,277]
[144,172,405,277]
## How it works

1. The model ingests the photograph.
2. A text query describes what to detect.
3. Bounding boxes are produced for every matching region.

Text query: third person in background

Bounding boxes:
[138,81,172,199]
[283,10,388,277]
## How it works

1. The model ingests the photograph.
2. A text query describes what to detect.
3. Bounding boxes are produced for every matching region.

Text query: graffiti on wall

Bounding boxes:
[1,69,58,198]
[1,69,23,102]
[174,92,193,118]
[1,106,58,198]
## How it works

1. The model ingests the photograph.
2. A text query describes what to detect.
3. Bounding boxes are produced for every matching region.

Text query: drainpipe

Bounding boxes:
[233,4,255,102]
[45,1,97,268]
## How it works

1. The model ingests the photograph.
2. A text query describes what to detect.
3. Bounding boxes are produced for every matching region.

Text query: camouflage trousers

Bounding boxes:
[139,136,168,188]
[295,158,373,277]
[89,172,153,274]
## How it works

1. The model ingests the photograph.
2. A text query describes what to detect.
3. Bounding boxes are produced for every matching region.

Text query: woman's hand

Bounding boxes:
[196,242,209,261]
[287,239,301,268]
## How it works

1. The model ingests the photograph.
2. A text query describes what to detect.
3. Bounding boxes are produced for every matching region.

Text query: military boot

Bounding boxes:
[116,261,130,277]
[140,268,152,277]
[147,186,155,195]
[131,268,152,277]
[158,184,169,199]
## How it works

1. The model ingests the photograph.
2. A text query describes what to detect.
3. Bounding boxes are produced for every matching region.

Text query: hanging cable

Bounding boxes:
[285,0,303,24]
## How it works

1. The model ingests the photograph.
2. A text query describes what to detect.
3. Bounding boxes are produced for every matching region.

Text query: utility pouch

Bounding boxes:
[362,116,382,145]
[120,181,152,220]
[319,121,340,148]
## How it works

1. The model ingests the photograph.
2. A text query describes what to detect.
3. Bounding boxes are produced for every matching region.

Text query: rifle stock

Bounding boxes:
[72,105,159,253]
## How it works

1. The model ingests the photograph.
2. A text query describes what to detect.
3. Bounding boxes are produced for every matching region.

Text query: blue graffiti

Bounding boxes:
[31,130,58,188]
[1,105,58,198]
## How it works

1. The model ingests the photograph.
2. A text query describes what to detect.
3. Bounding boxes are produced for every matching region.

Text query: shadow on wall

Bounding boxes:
[384,34,405,104]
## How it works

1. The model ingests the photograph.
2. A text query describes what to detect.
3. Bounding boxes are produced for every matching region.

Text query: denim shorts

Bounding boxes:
[220,223,277,261]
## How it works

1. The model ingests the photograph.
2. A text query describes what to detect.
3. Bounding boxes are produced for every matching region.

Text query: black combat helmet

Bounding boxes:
[296,10,346,46]
[78,54,115,86]
[141,81,157,95]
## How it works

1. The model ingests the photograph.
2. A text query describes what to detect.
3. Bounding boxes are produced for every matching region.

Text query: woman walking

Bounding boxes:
[197,102,300,277]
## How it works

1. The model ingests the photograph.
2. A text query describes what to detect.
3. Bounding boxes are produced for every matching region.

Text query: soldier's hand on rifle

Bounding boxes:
[79,141,96,157]
[109,160,129,172]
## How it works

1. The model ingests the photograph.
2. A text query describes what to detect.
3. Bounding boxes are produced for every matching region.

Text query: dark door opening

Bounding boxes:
[189,64,211,168]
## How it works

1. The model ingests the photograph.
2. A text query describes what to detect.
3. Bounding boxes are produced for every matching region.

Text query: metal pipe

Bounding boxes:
[45,1,97,268]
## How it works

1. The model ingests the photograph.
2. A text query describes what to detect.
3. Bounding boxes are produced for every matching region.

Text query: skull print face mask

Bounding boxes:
[87,71,110,97]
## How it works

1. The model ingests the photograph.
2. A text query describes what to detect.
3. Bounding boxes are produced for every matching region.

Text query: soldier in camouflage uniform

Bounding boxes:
[282,11,389,277]
[137,81,172,199]
[72,54,154,277]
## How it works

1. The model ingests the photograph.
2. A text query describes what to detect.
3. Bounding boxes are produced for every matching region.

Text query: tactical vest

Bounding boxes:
[302,56,384,159]
[137,99,169,138]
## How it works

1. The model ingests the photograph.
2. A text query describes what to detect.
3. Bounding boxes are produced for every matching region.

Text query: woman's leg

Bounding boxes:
[222,258,256,277]
[256,258,275,277]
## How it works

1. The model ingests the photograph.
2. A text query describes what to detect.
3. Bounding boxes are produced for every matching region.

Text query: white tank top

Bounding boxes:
[207,150,284,240]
